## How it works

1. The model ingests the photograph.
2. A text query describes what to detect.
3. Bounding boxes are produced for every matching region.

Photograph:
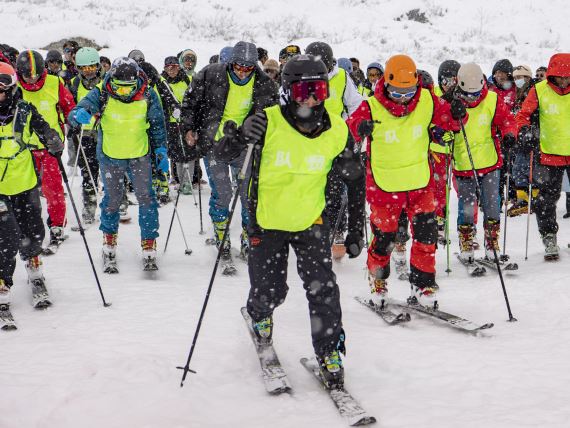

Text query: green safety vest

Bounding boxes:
[325,68,347,117]
[535,80,570,156]
[215,74,255,140]
[358,84,372,98]
[0,106,37,195]
[76,80,102,130]
[429,87,449,154]
[257,105,348,232]
[434,86,443,97]
[100,97,149,159]
[453,91,498,171]
[162,78,189,123]
[19,75,64,150]
[369,88,434,192]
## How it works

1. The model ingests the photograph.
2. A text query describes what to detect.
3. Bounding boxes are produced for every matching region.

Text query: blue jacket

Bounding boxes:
[67,73,167,156]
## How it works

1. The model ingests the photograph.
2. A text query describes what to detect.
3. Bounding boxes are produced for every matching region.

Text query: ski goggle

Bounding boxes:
[289,80,328,103]
[0,74,17,91]
[457,88,482,101]
[233,63,255,73]
[78,64,98,73]
[110,79,137,96]
[388,89,417,99]
[441,76,457,87]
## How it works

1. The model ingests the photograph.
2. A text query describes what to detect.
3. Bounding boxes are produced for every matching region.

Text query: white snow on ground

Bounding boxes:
[1,1,570,427]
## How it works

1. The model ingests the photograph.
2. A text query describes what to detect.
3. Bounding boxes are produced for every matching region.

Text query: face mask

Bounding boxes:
[515,78,525,89]
[501,80,513,90]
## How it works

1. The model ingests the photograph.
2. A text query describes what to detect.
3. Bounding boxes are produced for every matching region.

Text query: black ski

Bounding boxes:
[0,304,17,331]
[31,279,52,309]
[206,238,237,275]
[241,307,292,395]
[455,253,486,276]
[354,296,411,325]
[385,297,494,333]
[475,257,518,271]
[300,357,377,426]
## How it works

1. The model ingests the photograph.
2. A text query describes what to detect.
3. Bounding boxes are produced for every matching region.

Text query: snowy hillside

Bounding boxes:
[2,1,570,428]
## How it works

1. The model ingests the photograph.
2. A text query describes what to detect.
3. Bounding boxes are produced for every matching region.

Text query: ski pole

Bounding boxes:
[55,154,111,307]
[502,150,511,259]
[524,150,534,261]
[330,193,348,247]
[163,189,192,255]
[197,168,205,235]
[459,121,516,322]
[444,137,455,274]
[177,142,254,387]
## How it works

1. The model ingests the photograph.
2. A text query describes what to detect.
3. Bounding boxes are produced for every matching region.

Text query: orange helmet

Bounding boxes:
[0,62,17,90]
[384,54,418,88]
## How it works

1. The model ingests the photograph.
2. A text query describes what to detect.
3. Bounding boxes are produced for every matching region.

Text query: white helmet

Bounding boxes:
[457,63,484,93]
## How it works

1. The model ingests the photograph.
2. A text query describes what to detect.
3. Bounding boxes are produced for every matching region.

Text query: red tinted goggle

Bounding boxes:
[290,80,328,103]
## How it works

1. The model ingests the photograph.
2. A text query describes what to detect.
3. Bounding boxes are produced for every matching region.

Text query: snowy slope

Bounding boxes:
[1,1,570,427]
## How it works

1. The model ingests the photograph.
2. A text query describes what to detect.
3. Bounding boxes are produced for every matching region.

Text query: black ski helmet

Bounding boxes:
[437,59,460,88]
[109,57,139,82]
[417,69,434,88]
[46,50,63,64]
[305,42,334,71]
[16,50,44,79]
[281,54,329,94]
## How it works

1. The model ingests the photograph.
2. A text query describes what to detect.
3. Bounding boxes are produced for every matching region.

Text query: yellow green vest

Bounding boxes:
[434,86,443,97]
[162,78,189,123]
[325,68,347,117]
[257,105,348,232]
[453,91,498,171]
[19,75,64,150]
[76,81,102,131]
[0,109,37,195]
[535,80,570,156]
[100,97,149,159]
[215,74,255,140]
[369,88,434,192]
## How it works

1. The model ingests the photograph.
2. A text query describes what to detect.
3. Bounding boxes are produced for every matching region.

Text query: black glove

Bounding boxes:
[518,126,537,153]
[357,120,374,139]
[223,120,239,141]
[45,131,64,157]
[66,126,80,142]
[344,231,364,259]
[450,98,467,120]
[502,133,517,150]
[242,113,267,142]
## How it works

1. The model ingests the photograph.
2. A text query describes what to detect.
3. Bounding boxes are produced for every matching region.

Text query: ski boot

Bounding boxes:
[239,227,249,261]
[331,231,347,260]
[392,241,409,280]
[368,270,388,306]
[542,233,559,261]
[317,349,344,390]
[251,313,273,345]
[102,233,118,274]
[119,192,131,222]
[154,174,171,205]
[458,224,475,263]
[0,279,16,331]
[25,255,51,309]
[43,226,65,255]
[436,216,447,246]
[214,219,236,275]
[142,239,158,271]
[483,220,501,261]
[82,187,97,225]
[410,282,439,309]
[180,182,193,195]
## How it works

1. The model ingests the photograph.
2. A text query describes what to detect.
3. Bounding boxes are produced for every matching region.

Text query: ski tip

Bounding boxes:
[479,322,494,330]
[350,415,377,426]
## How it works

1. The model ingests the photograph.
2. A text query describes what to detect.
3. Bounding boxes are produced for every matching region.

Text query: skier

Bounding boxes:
[160,55,194,195]
[16,50,75,255]
[347,54,465,307]
[68,47,104,225]
[0,62,64,329]
[61,40,79,85]
[305,42,363,260]
[450,63,517,264]
[516,53,570,260]
[181,41,279,271]
[45,50,64,77]
[67,57,167,272]
[358,62,383,97]
[215,54,365,389]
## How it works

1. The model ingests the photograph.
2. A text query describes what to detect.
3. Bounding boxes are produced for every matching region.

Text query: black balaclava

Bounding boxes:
[285,99,326,134]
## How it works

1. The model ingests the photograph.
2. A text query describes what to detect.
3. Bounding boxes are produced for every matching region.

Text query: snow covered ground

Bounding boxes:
[1,0,570,427]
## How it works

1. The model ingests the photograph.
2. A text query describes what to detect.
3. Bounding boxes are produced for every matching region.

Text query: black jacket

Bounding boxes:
[215,105,365,237]
[180,63,279,157]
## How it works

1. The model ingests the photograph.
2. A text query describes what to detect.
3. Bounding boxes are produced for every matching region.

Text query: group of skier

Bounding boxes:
[1,39,569,392]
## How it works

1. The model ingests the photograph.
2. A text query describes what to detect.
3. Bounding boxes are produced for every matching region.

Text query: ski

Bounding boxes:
[0,304,17,331]
[384,297,494,333]
[103,251,119,274]
[206,239,237,275]
[456,253,486,277]
[31,279,52,309]
[241,307,292,395]
[475,257,518,272]
[354,296,411,325]
[300,357,377,426]
[42,233,69,256]
[143,255,159,271]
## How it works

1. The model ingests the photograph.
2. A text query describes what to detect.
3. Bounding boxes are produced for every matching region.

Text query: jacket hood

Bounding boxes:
[547,53,570,78]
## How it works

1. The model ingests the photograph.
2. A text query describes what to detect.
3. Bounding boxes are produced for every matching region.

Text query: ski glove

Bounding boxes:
[223,120,239,141]
[242,113,267,142]
[518,126,537,153]
[75,107,92,125]
[450,99,467,120]
[45,131,64,157]
[357,120,374,139]
[502,133,517,151]
[154,147,170,174]
[344,231,364,259]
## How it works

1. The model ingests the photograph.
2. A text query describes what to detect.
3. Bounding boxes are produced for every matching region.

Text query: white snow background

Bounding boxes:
[1,0,570,427]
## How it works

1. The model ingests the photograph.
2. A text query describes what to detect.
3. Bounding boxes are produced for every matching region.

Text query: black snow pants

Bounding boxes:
[533,163,570,236]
